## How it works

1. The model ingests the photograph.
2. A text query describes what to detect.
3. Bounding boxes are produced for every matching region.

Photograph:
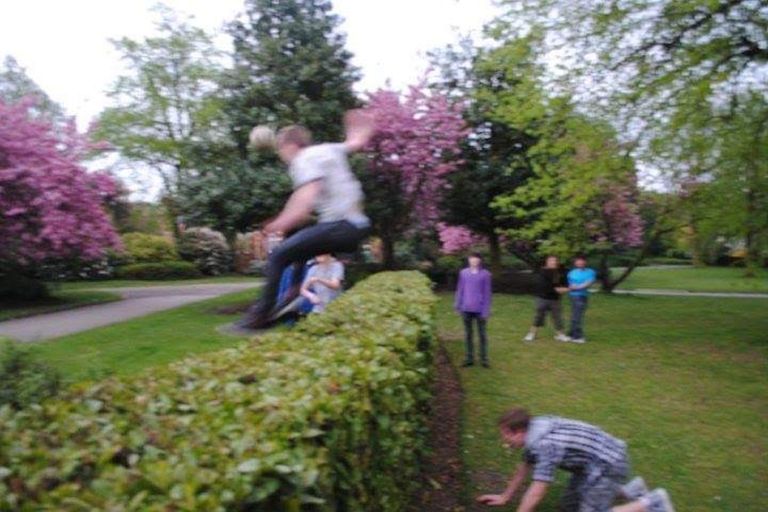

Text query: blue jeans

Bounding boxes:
[462,312,488,364]
[239,220,369,327]
[568,295,589,339]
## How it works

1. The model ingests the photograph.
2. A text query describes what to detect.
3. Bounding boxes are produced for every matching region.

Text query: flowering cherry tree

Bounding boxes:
[437,223,485,254]
[362,85,466,267]
[0,98,120,272]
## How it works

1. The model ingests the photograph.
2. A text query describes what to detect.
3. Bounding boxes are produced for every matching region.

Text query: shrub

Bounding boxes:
[178,227,232,276]
[121,233,178,264]
[114,261,202,280]
[0,272,435,511]
[0,340,61,410]
[0,275,49,301]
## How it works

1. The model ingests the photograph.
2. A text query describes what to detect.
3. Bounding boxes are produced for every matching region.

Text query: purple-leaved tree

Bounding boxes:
[361,85,466,268]
[0,98,120,283]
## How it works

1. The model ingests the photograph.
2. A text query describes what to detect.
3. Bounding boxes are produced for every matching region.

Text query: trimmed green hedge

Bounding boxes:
[0,271,436,511]
[115,261,202,280]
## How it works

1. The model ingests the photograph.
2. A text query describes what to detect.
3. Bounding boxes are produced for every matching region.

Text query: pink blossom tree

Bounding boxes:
[0,98,120,285]
[362,85,466,268]
[437,223,485,254]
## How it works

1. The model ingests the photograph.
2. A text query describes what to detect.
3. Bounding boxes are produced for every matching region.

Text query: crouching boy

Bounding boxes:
[476,408,675,512]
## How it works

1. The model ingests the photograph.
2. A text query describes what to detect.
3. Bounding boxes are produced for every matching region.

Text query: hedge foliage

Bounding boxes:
[115,261,202,280]
[0,341,61,410]
[0,271,436,511]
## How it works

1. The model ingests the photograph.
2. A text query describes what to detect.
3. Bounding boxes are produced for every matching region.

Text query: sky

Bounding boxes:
[0,0,501,129]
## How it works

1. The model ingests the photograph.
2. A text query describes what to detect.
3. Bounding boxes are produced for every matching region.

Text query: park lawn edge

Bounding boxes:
[0,291,122,322]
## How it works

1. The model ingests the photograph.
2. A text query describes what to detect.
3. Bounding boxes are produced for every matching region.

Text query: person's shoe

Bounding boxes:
[621,476,648,500]
[555,333,571,342]
[642,488,675,512]
[523,332,535,342]
[570,338,586,344]
[461,361,474,367]
[481,361,490,368]
[272,295,306,320]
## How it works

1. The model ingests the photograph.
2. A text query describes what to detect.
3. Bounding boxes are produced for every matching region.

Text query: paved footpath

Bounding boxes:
[0,282,262,343]
[613,288,768,299]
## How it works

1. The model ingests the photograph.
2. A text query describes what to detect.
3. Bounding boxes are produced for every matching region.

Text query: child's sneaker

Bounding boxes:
[642,488,675,512]
[570,338,586,344]
[620,476,648,500]
[523,332,535,342]
[555,333,571,342]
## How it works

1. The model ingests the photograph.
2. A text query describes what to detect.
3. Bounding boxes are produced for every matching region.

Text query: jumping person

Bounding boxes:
[523,255,570,343]
[476,408,675,512]
[237,110,375,330]
[454,252,492,368]
[567,256,597,343]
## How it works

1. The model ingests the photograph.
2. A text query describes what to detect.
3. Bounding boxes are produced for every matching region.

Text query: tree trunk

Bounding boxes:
[598,253,612,292]
[488,233,502,275]
[743,183,758,278]
[382,236,396,270]
[603,226,676,293]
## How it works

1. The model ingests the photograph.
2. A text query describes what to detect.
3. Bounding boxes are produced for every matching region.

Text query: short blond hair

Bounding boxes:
[276,125,312,148]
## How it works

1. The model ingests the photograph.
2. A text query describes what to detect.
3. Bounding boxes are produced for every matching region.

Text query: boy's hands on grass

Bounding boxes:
[476,494,509,506]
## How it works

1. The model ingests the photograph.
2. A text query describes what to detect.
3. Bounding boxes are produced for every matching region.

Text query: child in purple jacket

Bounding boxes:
[455,253,492,368]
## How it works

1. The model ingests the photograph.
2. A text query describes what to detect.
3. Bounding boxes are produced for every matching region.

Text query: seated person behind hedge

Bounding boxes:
[454,252,492,368]
[476,408,675,512]
[524,255,570,343]
[300,254,344,313]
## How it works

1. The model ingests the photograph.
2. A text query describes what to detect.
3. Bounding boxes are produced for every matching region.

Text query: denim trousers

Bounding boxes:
[568,295,589,339]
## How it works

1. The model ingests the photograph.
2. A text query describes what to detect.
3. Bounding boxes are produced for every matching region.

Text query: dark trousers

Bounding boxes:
[239,220,369,327]
[462,312,488,364]
[533,297,564,330]
[568,295,589,340]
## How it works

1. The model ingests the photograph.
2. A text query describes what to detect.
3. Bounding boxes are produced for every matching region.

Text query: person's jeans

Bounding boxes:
[462,312,488,364]
[239,220,369,327]
[568,295,589,339]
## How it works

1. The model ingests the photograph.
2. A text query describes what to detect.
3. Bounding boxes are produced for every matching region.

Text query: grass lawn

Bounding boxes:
[617,266,768,293]
[53,275,262,291]
[26,289,260,382]
[437,293,768,511]
[0,290,121,322]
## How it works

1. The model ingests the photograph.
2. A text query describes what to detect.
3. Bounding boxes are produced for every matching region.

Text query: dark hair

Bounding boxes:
[469,252,483,260]
[573,255,587,261]
[498,407,531,432]
[276,125,312,148]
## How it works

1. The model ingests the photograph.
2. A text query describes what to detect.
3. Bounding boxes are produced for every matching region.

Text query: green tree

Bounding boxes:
[495,0,768,271]
[94,6,226,197]
[675,92,768,272]
[224,0,360,157]
[176,152,290,240]
[173,0,360,239]
[430,38,539,273]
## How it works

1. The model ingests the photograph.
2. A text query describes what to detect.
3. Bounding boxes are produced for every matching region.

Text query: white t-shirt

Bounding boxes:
[289,143,369,227]
[303,260,345,312]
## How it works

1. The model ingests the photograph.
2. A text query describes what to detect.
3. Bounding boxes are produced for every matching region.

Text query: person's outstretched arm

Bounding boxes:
[516,481,549,512]
[476,463,530,506]
[343,109,376,153]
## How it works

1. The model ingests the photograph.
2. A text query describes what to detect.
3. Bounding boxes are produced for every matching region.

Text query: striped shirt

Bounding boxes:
[523,416,627,483]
